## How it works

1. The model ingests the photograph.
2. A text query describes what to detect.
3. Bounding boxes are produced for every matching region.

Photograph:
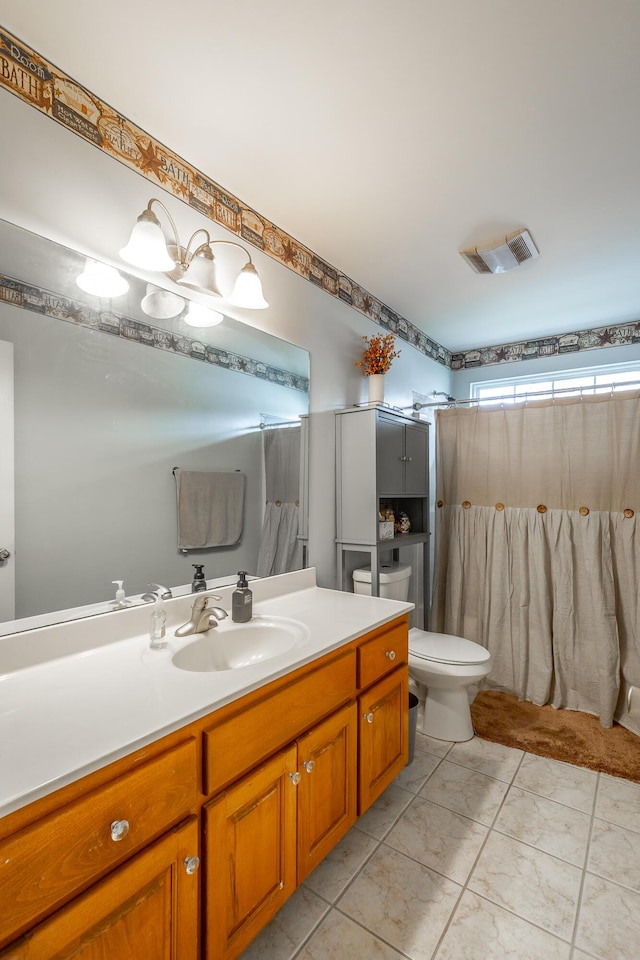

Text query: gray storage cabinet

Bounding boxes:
[335,405,429,627]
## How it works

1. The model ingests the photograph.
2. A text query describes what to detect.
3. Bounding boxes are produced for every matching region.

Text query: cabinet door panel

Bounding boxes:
[205,746,297,960]
[376,414,405,493]
[297,702,357,882]
[1,818,199,960]
[404,423,428,495]
[358,668,408,814]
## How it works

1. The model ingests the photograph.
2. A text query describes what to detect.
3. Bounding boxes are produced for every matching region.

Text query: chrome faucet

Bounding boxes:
[175,594,228,637]
[141,583,173,602]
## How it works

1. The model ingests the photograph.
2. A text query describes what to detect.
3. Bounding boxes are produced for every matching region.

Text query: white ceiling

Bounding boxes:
[2,0,640,352]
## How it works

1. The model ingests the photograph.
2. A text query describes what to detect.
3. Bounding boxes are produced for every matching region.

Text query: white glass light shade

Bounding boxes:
[140,285,185,320]
[228,262,269,309]
[177,250,222,297]
[76,261,129,298]
[184,303,224,327]
[119,214,176,271]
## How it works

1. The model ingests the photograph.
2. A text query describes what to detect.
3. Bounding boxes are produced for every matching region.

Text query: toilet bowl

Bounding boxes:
[408,629,491,742]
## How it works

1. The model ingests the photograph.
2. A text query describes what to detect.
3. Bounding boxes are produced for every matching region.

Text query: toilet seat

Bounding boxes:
[408,629,490,666]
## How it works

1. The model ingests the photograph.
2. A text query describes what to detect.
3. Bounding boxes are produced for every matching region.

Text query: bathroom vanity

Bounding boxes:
[0,569,410,959]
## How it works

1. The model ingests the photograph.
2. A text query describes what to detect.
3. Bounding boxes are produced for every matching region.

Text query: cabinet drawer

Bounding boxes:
[357,619,408,689]
[0,737,197,947]
[204,651,356,796]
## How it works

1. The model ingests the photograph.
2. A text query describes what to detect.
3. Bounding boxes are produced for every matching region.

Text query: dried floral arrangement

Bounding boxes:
[355,333,401,376]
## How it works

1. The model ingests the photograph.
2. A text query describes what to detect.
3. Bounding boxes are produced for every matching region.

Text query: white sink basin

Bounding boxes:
[171,616,310,672]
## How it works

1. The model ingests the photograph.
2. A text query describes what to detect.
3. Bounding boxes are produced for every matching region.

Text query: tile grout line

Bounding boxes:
[568,771,602,959]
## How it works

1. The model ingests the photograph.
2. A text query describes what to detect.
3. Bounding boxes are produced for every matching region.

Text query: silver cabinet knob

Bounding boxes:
[385,650,396,661]
[0,549,10,561]
[110,819,130,841]
[289,771,301,785]
[184,856,200,875]
[363,712,374,724]
[302,760,315,773]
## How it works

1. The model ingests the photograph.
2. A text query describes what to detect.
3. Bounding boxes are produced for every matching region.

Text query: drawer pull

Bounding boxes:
[289,771,301,786]
[110,819,130,842]
[184,856,200,875]
[363,712,374,724]
[302,760,315,773]
[385,650,396,661]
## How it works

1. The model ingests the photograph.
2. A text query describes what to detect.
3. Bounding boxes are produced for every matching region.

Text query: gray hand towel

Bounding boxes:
[175,469,246,549]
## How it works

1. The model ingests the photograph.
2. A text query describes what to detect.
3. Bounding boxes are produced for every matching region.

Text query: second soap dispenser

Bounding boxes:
[192,564,207,593]
[232,571,253,623]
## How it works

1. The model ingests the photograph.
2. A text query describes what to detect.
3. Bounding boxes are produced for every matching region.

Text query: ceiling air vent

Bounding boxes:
[460,228,539,274]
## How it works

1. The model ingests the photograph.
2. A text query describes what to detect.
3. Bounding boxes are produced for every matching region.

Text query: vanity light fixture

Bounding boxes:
[183,303,224,328]
[119,198,269,309]
[140,284,185,320]
[76,260,130,298]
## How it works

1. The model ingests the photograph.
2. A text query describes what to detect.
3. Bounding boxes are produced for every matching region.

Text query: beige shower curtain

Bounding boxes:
[431,391,640,731]
[256,426,302,577]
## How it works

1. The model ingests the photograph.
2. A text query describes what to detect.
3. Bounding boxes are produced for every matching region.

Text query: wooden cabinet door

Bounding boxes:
[0,817,199,960]
[296,701,357,882]
[358,668,408,814]
[204,746,298,960]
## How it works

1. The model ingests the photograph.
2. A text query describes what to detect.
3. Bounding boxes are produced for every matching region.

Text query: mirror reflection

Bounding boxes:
[0,219,310,634]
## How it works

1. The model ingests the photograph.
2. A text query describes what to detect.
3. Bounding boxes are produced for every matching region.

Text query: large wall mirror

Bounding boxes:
[0,218,310,635]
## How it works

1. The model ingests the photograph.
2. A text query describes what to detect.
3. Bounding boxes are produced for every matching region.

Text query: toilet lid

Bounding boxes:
[408,629,490,665]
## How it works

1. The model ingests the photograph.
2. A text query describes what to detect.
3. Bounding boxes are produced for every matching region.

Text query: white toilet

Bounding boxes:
[352,562,491,742]
[408,629,491,742]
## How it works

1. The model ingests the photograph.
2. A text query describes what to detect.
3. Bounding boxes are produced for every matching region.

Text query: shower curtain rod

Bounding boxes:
[407,378,640,410]
[258,419,300,429]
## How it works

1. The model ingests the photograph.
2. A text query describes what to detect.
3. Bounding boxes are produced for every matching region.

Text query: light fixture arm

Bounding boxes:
[144,198,181,256]
[184,229,213,264]
[209,239,254,265]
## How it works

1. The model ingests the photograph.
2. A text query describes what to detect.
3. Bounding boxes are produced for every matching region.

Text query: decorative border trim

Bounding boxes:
[451,319,640,371]
[0,273,309,393]
[0,27,450,369]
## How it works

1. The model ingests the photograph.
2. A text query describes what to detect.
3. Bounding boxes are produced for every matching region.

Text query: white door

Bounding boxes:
[0,340,15,621]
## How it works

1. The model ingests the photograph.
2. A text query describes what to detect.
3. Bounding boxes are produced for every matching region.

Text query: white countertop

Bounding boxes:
[0,569,412,818]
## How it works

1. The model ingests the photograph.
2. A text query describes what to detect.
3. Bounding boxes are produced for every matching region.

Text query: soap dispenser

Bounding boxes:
[111,580,131,610]
[192,564,207,593]
[232,571,252,623]
[150,596,167,650]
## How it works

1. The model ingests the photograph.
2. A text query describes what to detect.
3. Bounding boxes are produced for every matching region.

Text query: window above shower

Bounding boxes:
[470,360,640,406]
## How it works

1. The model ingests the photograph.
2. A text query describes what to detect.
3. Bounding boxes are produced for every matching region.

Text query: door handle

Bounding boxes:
[0,549,10,562]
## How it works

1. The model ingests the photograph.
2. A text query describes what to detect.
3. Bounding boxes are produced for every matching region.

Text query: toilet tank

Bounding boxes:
[352,562,412,601]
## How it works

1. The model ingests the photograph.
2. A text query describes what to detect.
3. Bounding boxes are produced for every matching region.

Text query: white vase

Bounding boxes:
[367,373,385,404]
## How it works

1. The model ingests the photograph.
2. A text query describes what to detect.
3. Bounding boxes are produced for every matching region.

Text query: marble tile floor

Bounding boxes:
[239,731,640,960]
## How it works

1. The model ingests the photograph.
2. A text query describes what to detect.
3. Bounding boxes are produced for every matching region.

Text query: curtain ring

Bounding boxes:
[437,500,444,508]
[275,499,282,506]
[462,500,471,509]
[624,508,634,518]
[579,506,589,516]
[495,502,505,511]
[537,504,547,514]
